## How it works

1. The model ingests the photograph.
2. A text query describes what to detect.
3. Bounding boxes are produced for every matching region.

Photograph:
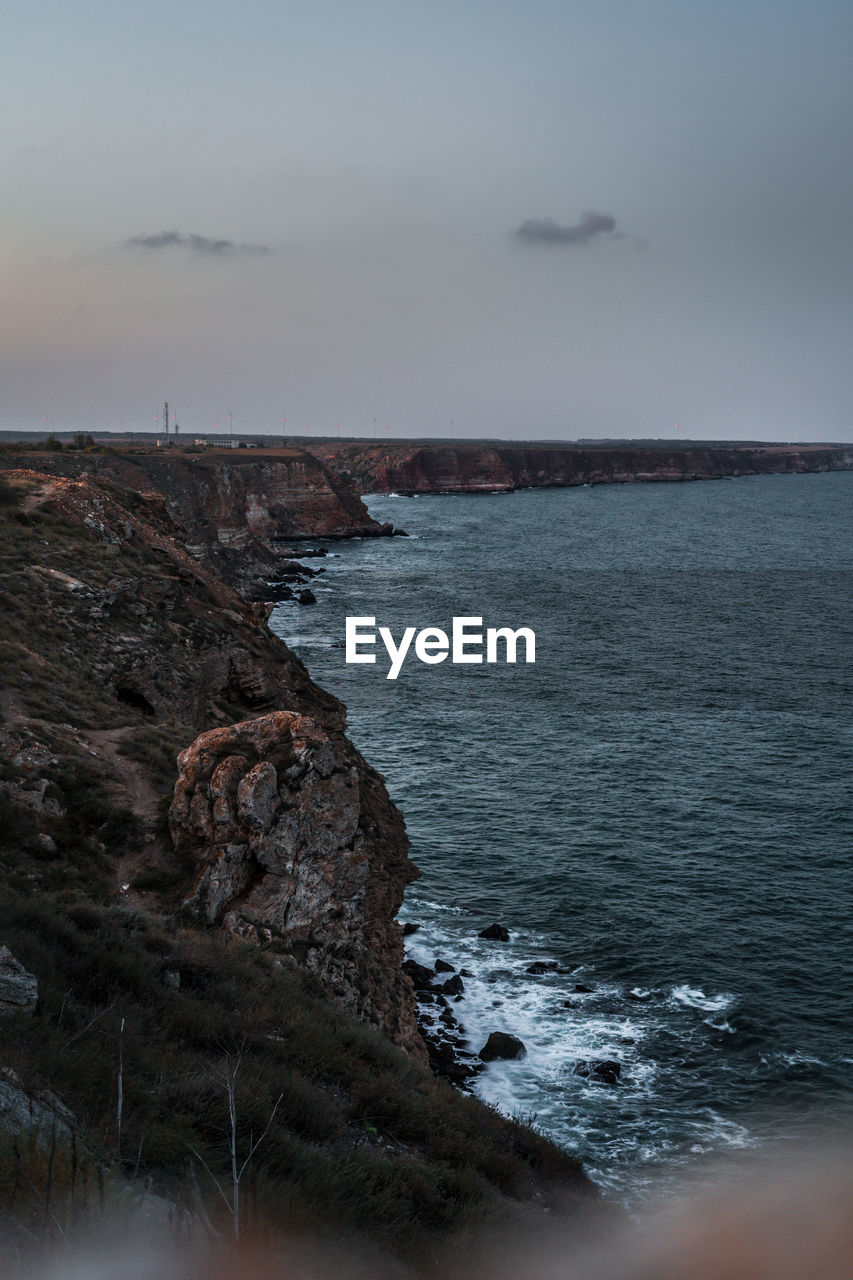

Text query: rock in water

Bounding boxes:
[440,975,465,996]
[479,1032,527,1061]
[478,923,510,941]
[0,947,38,1017]
[402,958,436,991]
[573,1059,622,1085]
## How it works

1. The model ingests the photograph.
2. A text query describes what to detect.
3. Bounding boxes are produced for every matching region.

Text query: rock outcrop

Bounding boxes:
[307,440,853,494]
[170,712,425,1060]
[1,467,425,1063]
[0,1071,73,1138]
[2,467,344,728]
[0,446,395,599]
[0,946,38,1017]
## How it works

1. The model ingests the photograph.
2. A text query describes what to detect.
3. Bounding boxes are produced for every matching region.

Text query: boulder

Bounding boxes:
[402,958,436,991]
[479,1032,527,1062]
[297,588,316,605]
[0,1078,73,1140]
[440,975,465,996]
[434,958,455,973]
[526,960,560,975]
[478,923,509,941]
[0,947,38,1017]
[573,1059,621,1085]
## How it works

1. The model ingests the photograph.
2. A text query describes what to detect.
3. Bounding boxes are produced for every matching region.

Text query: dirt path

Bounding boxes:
[83,727,161,830]
[80,726,172,896]
[21,477,65,513]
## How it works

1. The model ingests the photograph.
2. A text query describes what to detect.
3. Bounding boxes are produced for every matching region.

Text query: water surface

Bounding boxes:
[271,472,853,1200]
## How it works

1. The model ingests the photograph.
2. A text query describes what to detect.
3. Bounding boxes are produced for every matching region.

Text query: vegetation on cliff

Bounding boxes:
[0,462,593,1260]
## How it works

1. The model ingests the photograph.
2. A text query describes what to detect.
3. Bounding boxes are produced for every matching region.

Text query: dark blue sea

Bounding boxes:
[270,471,853,1202]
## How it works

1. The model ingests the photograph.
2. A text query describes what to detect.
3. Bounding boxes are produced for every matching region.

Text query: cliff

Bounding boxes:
[0,464,595,1253]
[0,465,418,1054]
[307,440,853,494]
[0,445,396,596]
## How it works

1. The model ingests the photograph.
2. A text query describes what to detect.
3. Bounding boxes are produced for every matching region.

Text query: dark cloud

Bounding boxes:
[124,231,269,255]
[125,230,184,249]
[187,233,234,254]
[513,210,620,246]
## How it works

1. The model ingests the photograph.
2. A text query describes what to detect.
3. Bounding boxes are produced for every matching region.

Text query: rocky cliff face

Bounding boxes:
[0,446,395,596]
[123,449,387,543]
[308,440,853,494]
[0,466,423,1059]
[309,443,516,493]
[170,712,423,1057]
[3,467,340,726]
[0,458,600,1249]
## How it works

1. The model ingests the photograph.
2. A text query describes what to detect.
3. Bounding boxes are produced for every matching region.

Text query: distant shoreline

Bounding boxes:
[303,439,853,495]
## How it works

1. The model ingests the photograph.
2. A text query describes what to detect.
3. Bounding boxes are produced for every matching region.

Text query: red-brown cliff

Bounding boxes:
[307,440,853,494]
[0,445,396,595]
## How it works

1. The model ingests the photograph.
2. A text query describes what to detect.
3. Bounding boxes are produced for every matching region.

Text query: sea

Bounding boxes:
[269,471,853,1204]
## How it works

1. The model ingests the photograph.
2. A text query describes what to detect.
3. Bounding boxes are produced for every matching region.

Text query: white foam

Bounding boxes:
[690,1109,754,1151]
[778,1051,825,1067]
[670,984,735,1013]
[401,907,765,1204]
[403,896,469,916]
[404,916,658,1126]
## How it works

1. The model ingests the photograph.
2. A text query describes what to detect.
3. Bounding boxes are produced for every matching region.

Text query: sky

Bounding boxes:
[2,0,852,441]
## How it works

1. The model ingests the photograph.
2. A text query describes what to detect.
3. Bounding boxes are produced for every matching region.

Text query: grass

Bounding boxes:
[0,893,590,1255]
[118,724,191,792]
[0,455,595,1257]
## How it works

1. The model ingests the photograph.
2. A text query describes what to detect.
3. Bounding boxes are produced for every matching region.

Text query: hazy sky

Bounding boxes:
[3,0,852,441]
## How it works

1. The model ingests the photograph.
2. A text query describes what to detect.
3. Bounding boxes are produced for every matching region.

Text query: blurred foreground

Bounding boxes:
[7,1142,852,1280]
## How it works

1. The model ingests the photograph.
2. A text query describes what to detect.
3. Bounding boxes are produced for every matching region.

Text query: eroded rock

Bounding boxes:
[0,1076,73,1139]
[0,947,38,1017]
[170,711,425,1060]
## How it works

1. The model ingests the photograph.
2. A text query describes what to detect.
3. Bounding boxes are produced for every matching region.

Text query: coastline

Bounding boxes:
[0,450,599,1258]
[273,474,853,1205]
[305,439,853,495]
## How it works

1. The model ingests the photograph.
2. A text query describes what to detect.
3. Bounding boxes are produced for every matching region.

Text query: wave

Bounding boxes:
[670,984,735,1013]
